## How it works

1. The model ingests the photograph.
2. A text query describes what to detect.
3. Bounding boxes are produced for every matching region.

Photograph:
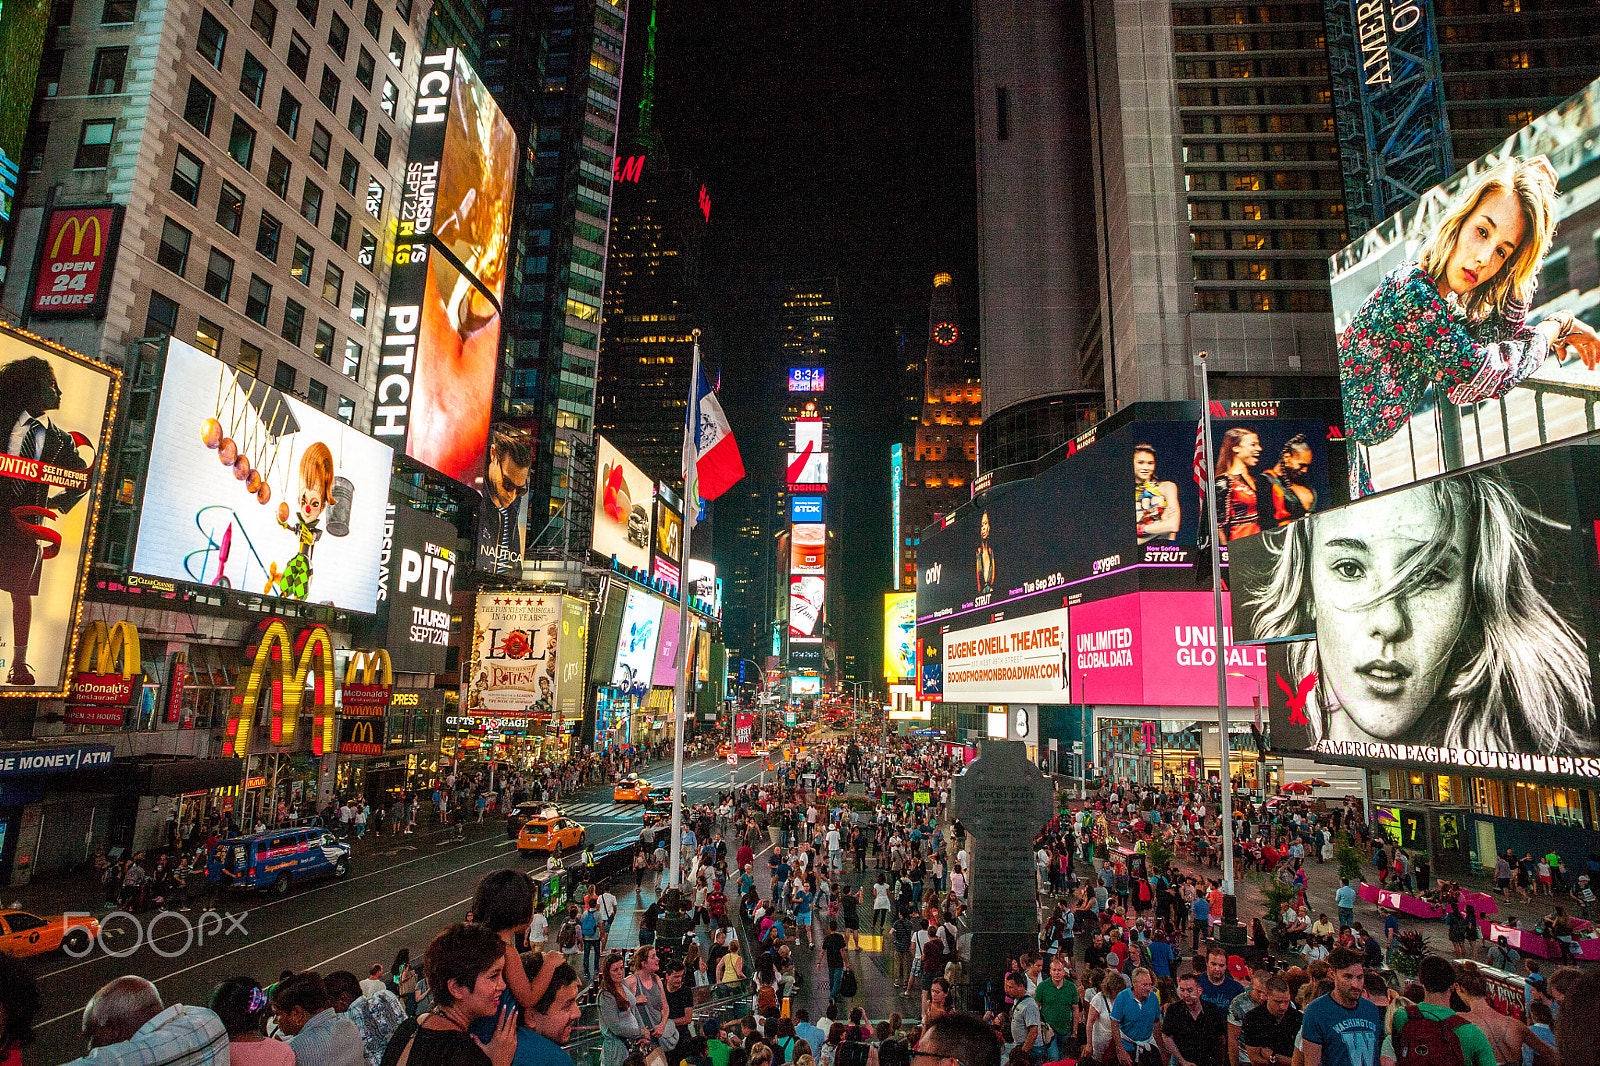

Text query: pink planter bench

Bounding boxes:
[1357,884,1499,919]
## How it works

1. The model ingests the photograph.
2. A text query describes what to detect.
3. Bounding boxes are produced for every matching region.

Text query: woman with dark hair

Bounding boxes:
[598,952,646,1066]
[211,977,293,1066]
[379,923,517,1066]
[392,948,419,1016]
[1214,428,1263,543]
[0,956,40,1066]
[469,869,553,1027]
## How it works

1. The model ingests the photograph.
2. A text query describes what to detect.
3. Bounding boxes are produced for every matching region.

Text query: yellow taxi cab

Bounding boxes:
[0,909,100,957]
[517,809,587,855]
[716,741,732,758]
[613,775,653,802]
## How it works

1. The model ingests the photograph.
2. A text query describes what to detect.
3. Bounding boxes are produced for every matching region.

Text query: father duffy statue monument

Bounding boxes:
[952,738,1055,1010]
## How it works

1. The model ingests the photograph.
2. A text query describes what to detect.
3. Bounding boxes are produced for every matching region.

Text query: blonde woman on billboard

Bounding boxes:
[1339,156,1600,494]
[1245,469,1594,755]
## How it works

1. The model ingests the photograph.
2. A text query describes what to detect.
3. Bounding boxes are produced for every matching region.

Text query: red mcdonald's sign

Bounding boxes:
[31,204,124,319]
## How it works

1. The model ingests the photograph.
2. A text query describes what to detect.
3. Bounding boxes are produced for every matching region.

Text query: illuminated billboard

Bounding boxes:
[789,575,825,638]
[891,443,903,585]
[790,675,822,696]
[0,325,120,696]
[884,592,916,682]
[378,501,456,674]
[794,418,823,453]
[786,451,829,488]
[374,48,515,488]
[30,204,124,319]
[592,435,652,571]
[790,523,825,575]
[474,423,533,577]
[1230,445,1600,780]
[611,588,663,696]
[132,338,393,613]
[941,607,1070,703]
[652,606,682,689]
[464,592,564,716]
[788,367,825,392]
[791,495,824,523]
[1332,74,1600,500]
[653,488,682,585]
[688,559,719,613]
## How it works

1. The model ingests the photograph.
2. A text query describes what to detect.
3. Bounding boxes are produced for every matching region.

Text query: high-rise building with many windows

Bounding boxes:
[4,0,426,428]
[479,0,627,562]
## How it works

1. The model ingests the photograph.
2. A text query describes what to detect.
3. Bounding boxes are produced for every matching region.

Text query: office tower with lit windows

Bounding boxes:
[593,140,707,489]
[477,0,627,562]
[5,0,426,427]
[424,0,482,68]
[899,273,979,589]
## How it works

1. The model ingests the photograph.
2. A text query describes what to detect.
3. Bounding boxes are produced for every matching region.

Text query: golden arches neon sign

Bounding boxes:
[344,648,393,686]
[75,620,140,679]
[225,620,337,756]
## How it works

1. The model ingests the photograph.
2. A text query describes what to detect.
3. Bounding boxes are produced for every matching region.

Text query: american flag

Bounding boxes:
[1193,419,1207,487]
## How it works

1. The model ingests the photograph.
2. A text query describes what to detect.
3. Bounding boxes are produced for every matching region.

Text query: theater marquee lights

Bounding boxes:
[226,619,337,756]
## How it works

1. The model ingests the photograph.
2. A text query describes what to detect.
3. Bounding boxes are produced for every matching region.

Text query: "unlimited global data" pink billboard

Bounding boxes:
[1067,592,1265,708]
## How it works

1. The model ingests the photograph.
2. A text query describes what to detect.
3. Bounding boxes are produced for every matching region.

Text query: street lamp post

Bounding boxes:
[1077,672,1091,800]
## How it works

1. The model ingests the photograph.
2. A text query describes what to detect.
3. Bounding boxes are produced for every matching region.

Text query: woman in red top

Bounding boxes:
[1214,428,1263,542]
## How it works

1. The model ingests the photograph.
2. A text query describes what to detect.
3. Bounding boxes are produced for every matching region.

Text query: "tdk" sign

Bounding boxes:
[791,496,824,523]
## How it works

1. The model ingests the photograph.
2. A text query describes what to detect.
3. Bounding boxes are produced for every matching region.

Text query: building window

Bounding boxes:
[387,28,404,67]
[101,0,135,21]
[342,338,361,378]
[250,0,276,41]
[287,32,310,80]
[266,148,291,197]
[327,13,348,57]
[306,378,326,409]
[313,319,335,363]
[364,176,383,217]
[281,299,305,345]
[246,275,272,324]
[318,66,340,111]
[995,85,1008,141]
[322,262,342,305]
[355,47,375,89]
[204,248,234,300]
[357,229,376,269]
[22,121,48,174]
[170,146,203,202]
[395,0,411,20]
[336,395,354,423]
[300,178,322,224]
[274,361,297,390]
[349,283,369,324]
[347,99,367,141]
[75,119,114,169]
[195,317,223,356]
[216,181,245,233]
[156,218,191,274]
[372,126,390,166]
[362,0,380,36]
[255,210,281,259]
[330,204,351,248]
[291,237,314,283]
[144,291,179,336]
[309,122,331,167]
[183,77,216,133]
[276,90,300,137]
[51,0,74,27]
[237,339,262,376]
[227,116,256,168]
[196,9,227,67]
[295,0,317,22]
[239,52,267,106]
[89,47,129,94]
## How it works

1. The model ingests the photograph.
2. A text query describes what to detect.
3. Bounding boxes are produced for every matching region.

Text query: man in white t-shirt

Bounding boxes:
[530,903,550,953]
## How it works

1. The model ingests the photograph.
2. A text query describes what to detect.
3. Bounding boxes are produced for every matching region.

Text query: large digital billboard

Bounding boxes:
[940,608,1069,703]
[474,423,532,576]
[787,451,829,488]
[1332,74,1600,501]
[1230,445,1600,780]
[379,501,457,674]
[132,339,393,613]
[788,367,825,392]
[374,48,515,488]
[555,596,589,718]
[790,523,825,575]
[652,605,682,689]
[653,488,682,586]
[789,575,825,638]
[1067,591,1265,707]
[611,588,663,696]
[464,592,562,716]
[884,591,916,682]
[0,325,119,695]
[593,435,653,571]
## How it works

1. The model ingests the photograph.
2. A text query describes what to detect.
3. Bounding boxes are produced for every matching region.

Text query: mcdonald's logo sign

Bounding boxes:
[70,620,141,708]
[224,620,336,757]
[31,204,123,319]
[339,715,385,755]
[342,649,393,714]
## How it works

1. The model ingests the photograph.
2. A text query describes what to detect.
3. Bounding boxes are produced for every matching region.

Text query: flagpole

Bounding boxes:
[666,334,701,892]
[1196,350,1237,902]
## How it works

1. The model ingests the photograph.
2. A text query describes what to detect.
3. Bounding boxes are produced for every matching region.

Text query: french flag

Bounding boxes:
[684,362,744,502]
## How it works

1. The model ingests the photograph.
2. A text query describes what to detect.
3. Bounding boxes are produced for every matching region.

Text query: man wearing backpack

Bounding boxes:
[580,900,603,978]
[557,906,581,976]
[1388,956,1495,1066]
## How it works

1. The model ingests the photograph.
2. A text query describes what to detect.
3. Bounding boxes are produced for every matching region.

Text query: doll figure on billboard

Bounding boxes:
[1134,442,1181,543]
[271,442,334,600]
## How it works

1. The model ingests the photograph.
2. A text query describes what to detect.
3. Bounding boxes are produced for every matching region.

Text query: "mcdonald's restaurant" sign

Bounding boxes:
[30,204,124,319]
[342,649,393,713]
[68,620,141,727]
[339,716,384,755]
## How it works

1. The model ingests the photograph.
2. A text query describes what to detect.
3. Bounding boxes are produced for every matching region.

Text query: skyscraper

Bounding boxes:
[480,0,628,562]
[900,274,979,589]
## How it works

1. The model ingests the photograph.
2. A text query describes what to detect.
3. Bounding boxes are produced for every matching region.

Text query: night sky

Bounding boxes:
[632,0,980,686]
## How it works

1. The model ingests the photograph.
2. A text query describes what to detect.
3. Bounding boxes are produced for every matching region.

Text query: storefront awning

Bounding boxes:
[71,757,245,796]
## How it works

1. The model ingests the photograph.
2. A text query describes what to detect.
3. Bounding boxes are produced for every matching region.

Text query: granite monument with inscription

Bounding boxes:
[952,738,1056,1008]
